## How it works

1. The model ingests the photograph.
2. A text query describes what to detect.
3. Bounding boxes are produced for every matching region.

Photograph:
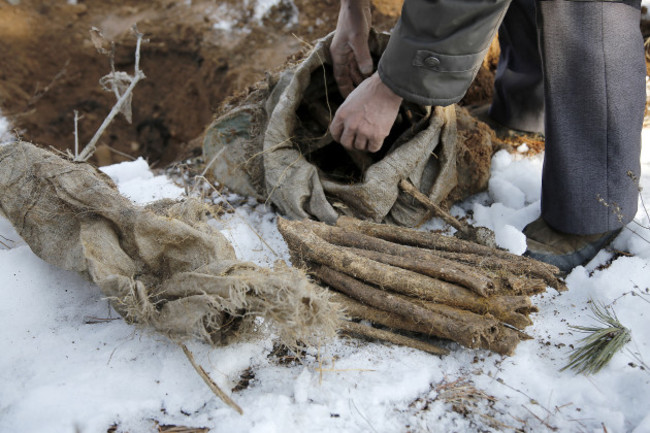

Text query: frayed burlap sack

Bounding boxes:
[203,31,495,227]
[0,141,339,346]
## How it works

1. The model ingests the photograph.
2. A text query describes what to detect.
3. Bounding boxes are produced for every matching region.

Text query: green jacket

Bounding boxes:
[378,0,511,106]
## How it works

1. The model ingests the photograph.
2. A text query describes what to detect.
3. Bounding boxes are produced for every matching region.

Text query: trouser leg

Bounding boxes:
[489,0,544,134]
[537,0,645,234]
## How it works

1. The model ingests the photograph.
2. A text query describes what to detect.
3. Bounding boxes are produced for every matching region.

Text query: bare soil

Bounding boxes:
[4,0,644,167]
[0,0,402,166]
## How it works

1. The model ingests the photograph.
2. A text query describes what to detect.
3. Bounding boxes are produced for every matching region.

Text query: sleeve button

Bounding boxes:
[424,56,440,67]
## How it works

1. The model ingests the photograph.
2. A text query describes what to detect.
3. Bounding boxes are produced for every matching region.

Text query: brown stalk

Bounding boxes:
[341,245,495,297]
[398,179,465,232]
[398,179,497,247]
[336,216,555,269]
[341,320,449,356]
[180,343,243,415]
[278,218,532,328]
[330,292,529,353]
[410,295,536,329]
[304,219,496,294]
[302,218,543,298]
[335,216,566,291]
[330,292,431,334]
[304,218,561,294]
[315,264,522,354]
[429,250,565,292]
[492,272,548,296]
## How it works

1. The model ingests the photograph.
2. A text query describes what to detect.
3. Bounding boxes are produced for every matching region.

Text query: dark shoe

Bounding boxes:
[523,217,621,274]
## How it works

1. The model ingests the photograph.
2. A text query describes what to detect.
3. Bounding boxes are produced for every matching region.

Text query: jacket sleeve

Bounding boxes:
[378,0,511,106]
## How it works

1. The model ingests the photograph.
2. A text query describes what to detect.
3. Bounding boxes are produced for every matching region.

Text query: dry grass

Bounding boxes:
[408,377,525,432]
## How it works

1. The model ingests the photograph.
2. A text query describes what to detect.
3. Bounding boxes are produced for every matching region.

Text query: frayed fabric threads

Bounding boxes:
[0,141,340,349]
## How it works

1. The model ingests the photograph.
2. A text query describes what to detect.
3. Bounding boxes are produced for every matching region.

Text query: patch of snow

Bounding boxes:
[212,18,238,32]
[468,149,543,251]
[210,3,244,32]
[0,113,13,145]
[211,0,298,32]
[252,0,282,21]
[253,0,299,26]
[99,158,184,204]
[642,128,650,166]
[99,157,153,184]
[495,223,527,254]
[1,120,650,433]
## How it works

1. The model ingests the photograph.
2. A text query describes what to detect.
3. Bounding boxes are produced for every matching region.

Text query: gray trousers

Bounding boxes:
[490,0,545,134]
[490,0,645,234]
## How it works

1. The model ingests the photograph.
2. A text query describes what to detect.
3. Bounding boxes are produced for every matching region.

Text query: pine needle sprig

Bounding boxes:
[561,302,631,375]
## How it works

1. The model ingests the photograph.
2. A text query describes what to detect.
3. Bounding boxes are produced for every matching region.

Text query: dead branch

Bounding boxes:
[73,110,80,158]
[315,265,522,353]
[102,144,138,161]
[399,179,496,247]
[341,320,449,356]
[303,218,548,296]
[340,245,494,297]
[399,179,465,231]
[335,216,566,291]
[180,343,243,415]
[278,218,533,329]
[75,27,146,162]
[278,218,531,327]
[28,59,69,107]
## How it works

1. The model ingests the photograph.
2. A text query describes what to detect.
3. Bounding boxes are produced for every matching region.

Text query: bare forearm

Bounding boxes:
[331,0,373,97]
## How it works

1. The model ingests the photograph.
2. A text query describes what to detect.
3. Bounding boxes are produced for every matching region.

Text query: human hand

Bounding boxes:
[330,72,403,153]
[330,0,373,98]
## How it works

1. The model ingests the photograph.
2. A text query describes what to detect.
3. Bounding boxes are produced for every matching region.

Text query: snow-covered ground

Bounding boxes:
[1,115,650,433]
[210,0,298,33]
[0,112,12,144]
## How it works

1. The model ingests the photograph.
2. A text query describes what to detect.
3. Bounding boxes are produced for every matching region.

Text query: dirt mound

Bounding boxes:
[3,0,647,167]
[0,0,401,166]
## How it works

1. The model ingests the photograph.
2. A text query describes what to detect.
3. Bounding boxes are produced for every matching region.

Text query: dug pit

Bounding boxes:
[0,0,406,167]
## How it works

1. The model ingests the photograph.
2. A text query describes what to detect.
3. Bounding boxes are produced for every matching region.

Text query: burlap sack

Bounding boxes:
[0,141,338,346]
[204,31,494,227]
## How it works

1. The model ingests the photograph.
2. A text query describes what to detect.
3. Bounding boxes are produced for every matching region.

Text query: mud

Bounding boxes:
[4,0,644,167]
[0,0,401,166]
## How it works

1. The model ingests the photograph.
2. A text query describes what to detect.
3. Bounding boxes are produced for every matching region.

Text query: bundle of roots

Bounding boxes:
[278,216,567,356]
